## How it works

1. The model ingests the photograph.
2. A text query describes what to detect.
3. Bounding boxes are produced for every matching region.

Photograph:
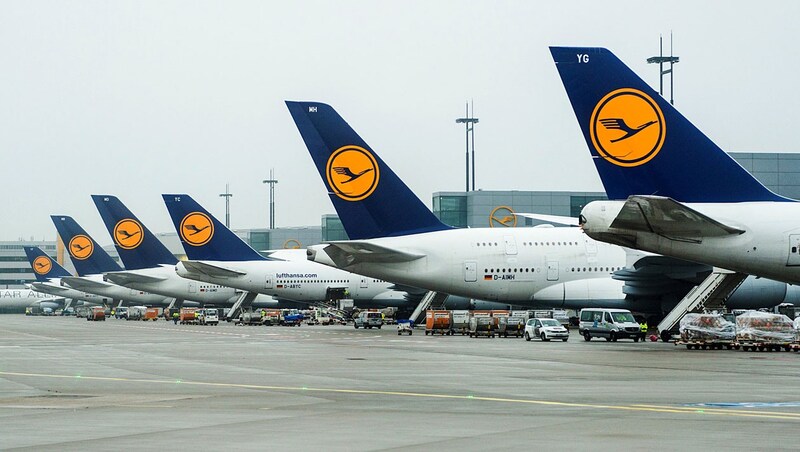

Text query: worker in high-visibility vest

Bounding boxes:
[639,321,648,335]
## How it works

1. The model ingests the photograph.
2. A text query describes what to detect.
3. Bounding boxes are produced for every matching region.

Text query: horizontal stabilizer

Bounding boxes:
[611,196,745,240]
[516,213,579,227]
[181,260,247,279]
[104,271,168,286]
[323,241,425,267]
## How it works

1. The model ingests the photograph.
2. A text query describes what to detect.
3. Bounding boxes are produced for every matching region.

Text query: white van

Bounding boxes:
[579,308,644,342]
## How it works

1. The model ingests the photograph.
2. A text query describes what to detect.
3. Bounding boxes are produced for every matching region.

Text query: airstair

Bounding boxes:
[410,291,449,324]
[657,269,747,341]
[311,300,349,321]
[227,292,258,321]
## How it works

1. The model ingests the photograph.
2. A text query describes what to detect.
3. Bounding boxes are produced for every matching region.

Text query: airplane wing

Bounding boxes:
[610,196,745,241]
[104,271,168,286]
[181,260,247,279]
[322,241,425,267]
[613,254,713,299]
[62,276,113,291]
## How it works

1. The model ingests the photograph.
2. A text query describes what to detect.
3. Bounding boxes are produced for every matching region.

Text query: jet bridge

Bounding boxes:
[657,269,747,341]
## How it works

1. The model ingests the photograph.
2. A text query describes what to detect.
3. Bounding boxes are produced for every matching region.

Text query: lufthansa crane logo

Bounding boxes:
[490,206,517,228]
[179,212,214,246]
[68,235,94,260]
[326,145,380,201]
[32,256,52,275]
[590,88,666,167]
[113,219,144,250]
[284,239,301,249]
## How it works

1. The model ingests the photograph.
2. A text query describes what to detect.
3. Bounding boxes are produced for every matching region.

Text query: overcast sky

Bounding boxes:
[3,1,799,243]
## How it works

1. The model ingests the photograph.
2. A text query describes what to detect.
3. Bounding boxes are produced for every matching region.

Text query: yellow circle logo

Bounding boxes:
[326,145,380,201]
[180,212,214,246]
[490,206,517,228]
[283,239,301,249]
[33,256,52,275]
[590,88,666,167]
[68,235,94,260]
[113,219,144,250]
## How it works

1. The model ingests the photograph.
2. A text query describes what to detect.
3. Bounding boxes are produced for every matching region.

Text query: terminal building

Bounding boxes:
[3,152,800,288]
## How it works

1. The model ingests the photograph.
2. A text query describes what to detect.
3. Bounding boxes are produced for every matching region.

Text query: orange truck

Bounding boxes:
[425,310,453,335]
[180,308,198,325]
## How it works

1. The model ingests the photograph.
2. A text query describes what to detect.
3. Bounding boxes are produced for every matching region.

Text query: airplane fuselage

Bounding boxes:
[581,201,800,285]
[63,274,173,306]
[106,266,279,307]
[309,227,627,306]
[175,259,407,305]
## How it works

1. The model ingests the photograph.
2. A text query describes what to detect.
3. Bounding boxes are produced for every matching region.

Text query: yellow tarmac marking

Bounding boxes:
[1,370,799,421]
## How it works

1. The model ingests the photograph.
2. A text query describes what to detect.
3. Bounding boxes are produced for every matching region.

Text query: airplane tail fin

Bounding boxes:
[23,246,71,281]
[161,194,266,261]
[50,215,123,276]
[92,195,178,270]
[286,101,451,239]
[550,47,789,203]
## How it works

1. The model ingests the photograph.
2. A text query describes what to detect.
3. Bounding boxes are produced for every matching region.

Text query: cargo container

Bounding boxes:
[469,316,494,338]
[180,307,198,324]
[128,306,147,321]
[87,306,106,321]
[144,307,160,321]
[451,310,470,335]
[425,310,452,335]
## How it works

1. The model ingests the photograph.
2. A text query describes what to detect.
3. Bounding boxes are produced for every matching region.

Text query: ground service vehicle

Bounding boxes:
[128,306,146,320]
[579,308,644,342]
[354,311,383,329]
[281,309,303,326]
[397,319,413,335]
[525,318,569,342]
[115,307,128,319]
[87,306,106,321]
[425,310,452,335]
[197,308,219,325]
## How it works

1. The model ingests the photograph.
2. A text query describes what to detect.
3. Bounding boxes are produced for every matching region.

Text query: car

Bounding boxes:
[525,318,569,342]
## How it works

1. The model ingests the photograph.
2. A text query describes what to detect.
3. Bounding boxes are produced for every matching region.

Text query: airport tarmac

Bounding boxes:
[1,316,799,451]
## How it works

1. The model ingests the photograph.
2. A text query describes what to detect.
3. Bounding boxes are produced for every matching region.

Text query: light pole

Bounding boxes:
[647,33,680,105]
[219,183,233,228]
[263,169,278,229]
[456,101,479,191]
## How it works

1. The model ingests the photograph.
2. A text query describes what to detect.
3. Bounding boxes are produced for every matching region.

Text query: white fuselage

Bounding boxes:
[29,278,108,304]
[581,201,800,285]
[0,289,64,311]
[309,227,627,304]
[64,274,173,306]
[175,259,405,305]
[108,265,279,307]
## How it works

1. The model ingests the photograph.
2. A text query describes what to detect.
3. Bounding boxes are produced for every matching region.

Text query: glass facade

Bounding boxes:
[433,194,468,228]
[322,215,348,241]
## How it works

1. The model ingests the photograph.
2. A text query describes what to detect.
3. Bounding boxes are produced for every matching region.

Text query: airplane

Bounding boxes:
[23,246,108,308]
[0,288,66,314]
[286,101,791,317]
[91,195,282,311]
[50,215,184,307]
[160,193,503,314]
[550,46,800,287]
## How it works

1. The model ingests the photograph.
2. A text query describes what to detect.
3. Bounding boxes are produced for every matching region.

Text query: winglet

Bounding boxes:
[23,246,71,281]
[286,101,451,239]
[50,215,123,275]
[92,195,178,270]
[550,46,790,203]
[162,194,266,261]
